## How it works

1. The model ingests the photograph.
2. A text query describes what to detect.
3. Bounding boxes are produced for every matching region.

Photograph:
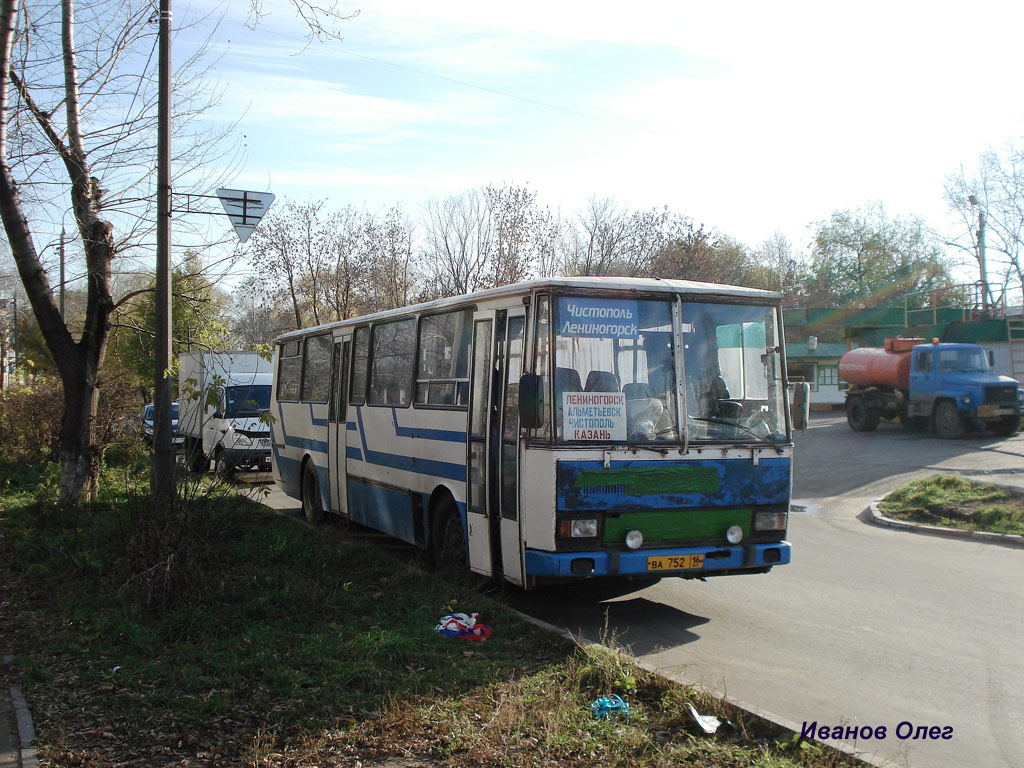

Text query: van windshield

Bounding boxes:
[224,385,271,417]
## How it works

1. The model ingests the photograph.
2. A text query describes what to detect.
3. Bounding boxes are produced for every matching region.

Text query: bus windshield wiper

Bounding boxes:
[688,415,770,442]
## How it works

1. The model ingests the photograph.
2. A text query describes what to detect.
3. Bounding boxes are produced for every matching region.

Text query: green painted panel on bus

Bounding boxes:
[572,465,720,496]
[603,508,751,544]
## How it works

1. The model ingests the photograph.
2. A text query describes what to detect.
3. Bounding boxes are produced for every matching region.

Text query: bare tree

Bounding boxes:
[248,199,334,330]
[422,189,493,297]
[944,144,1024,308]
[361,205,416,313]
[0,0,233,503]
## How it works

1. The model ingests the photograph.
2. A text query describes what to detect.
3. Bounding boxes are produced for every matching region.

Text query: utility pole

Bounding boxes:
[968,195,990,312]
[59,228,66,321]
[151,0,175,503]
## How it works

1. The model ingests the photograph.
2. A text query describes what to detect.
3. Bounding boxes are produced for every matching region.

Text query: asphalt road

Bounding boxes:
[258,414,1024,767]
[516,413,1024,768]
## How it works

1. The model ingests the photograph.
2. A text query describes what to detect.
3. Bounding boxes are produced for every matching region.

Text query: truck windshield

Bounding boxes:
[552,297,679,443]
[937,348,990,372]
[680,301,786,442]
[224,384,271,417]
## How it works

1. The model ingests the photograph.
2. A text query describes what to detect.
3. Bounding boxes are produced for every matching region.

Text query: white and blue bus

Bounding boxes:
[271,277,793,590]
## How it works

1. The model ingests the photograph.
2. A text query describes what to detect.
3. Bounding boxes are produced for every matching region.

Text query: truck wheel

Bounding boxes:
[301,461,324,525]
[431,496,466,576]
[847,398,880,432]
[933,401,965,439]
[993,415,1021,437]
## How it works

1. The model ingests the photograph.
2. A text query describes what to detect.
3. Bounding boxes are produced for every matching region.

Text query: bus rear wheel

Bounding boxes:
[431,498,466,576]
[302,461,324,525]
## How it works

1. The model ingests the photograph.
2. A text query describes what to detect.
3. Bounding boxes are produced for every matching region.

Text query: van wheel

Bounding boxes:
[301,461,324,525]
[933,401,965,439]
[215,450,234,482]
[431,497,466,575]
[186,439,207,473]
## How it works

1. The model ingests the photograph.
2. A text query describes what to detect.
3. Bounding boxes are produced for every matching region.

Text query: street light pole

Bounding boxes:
[151,0,175,504]
[968,195,991,312]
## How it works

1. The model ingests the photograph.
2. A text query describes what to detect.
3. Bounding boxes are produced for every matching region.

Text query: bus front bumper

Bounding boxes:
[524,541,791,580]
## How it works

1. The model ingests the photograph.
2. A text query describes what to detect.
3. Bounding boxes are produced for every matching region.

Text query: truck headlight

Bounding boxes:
[960,394,972,406]
[755,511,788,531]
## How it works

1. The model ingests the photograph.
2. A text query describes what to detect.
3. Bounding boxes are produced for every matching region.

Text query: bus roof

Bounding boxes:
[275,276,781,342]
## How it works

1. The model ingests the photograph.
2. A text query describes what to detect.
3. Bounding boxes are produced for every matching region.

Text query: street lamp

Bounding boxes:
[968,195,991,312]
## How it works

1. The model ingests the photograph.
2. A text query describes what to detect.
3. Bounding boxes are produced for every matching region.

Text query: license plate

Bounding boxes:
[979,405,1013,418]
[647,554,704,571]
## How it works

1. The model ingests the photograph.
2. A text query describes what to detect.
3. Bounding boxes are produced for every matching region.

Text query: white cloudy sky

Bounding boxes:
[179,0,1024,260]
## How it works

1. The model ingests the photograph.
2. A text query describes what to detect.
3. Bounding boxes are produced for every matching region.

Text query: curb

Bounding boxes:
[866,503,1024,548]
[3,655,37,768]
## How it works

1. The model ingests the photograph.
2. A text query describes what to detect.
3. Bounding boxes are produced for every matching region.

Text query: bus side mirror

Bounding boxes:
[519,373,543,429]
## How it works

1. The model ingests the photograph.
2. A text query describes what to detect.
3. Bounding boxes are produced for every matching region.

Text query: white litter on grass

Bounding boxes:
[688,702,722,734]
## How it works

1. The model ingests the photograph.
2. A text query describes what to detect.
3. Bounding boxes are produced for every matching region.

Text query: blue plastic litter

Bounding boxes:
[591,694,634,720]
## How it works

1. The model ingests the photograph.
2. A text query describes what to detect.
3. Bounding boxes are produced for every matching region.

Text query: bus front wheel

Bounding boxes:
[302,461,324,525]
[431,498,466,575]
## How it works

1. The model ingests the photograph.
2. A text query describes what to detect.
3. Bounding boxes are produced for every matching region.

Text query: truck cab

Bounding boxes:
[907,342,1021,438]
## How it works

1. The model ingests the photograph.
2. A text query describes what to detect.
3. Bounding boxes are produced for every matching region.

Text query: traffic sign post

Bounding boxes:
[215,188,276,243]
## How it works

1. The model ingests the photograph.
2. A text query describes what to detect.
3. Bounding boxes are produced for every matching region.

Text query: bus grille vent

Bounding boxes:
[582,484,626,496]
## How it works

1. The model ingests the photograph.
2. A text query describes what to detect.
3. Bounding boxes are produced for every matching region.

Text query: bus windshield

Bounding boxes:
[680,301,786,442]
[553,296,679,443]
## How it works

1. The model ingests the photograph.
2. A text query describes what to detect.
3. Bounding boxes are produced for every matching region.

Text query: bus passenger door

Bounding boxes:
[467,308,525,585]
[328,339,350,516]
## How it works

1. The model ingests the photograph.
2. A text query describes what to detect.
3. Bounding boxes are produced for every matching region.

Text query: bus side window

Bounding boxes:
[369,318,416,407]
[350,326,369,405]
[300,333,332,403]
[415,308,472,408]
[276,341,302,401]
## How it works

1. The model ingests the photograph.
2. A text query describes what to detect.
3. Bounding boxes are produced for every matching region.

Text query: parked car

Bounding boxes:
[141,402,184,447]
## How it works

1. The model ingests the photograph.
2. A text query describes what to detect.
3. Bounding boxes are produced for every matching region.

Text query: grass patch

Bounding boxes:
[1,474,864,767]
[878,474,1024,535]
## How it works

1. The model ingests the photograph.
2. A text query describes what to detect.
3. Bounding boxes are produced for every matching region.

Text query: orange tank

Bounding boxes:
[838,338,924,391]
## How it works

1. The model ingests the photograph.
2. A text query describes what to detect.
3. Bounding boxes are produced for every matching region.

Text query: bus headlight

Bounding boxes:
[571,519,598,538]
[557,519,598,538]
[726,525,744,544]
[754,512,788,531]
[625,530,644,550]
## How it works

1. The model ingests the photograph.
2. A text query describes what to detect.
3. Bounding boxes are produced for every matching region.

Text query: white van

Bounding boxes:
[178,351,273,476]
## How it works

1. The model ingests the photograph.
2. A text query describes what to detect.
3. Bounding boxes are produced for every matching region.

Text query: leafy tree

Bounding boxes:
[111,252,229,394]
[805,204,950,308]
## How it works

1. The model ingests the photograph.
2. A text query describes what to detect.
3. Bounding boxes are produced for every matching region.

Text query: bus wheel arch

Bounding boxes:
[429,489,466,573]
[300,455,324,525]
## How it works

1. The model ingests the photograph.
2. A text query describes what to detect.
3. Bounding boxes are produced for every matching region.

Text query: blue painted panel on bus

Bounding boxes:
[556,458,790,511]
[275,450,301,497]
[392,409,466,442]
[557,297,639,339]
[355,408,466,481]
[348,478,416,544]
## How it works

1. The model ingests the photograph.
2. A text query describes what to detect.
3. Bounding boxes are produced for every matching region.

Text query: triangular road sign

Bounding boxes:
[215,188,275,243]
